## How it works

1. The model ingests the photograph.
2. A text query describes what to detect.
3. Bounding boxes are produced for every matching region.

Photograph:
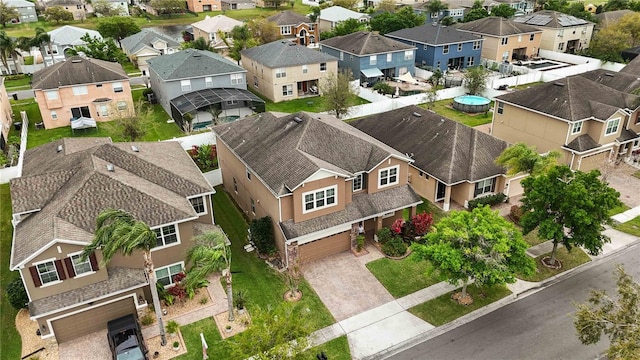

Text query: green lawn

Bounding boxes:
[517,247,592,282]
[255,92,370,114]
[614,216,640,237]
[402,197,447,224]
[608,204,630,217]
[409,285,512,327]
[304,336,351,360]
[3,75,31,89]
[121,61,140,75]
[419,99,493,127]
[366,253,441,298]
[520,227,547,247]
[0,184,22,360]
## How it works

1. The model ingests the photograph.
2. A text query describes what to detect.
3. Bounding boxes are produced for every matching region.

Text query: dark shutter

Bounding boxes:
[55,259,67,280]
[29,266,42,287]
[89,252,99,271]
[64,257,76,278]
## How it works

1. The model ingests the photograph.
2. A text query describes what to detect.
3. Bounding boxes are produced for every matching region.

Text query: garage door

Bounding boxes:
[52,297,136,344]
[507,177,525,197]
[298,231,350,263]
[579,151,609,172]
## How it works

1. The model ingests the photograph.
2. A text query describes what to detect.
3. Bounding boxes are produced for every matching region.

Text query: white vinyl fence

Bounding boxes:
[163,132,222,186]
[0,111,29,184]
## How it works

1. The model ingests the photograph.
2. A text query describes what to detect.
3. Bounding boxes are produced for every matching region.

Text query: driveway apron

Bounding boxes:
[57,330,111,360]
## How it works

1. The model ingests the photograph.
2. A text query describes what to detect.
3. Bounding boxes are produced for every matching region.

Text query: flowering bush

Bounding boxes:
[172,271,186,283]
[187,144,218,172]
[391,219,404,235]
[412,212,433,236]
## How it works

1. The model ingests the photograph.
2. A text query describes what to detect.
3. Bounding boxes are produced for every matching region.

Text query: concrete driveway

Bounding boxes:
[606,162,640,208]
[304,244,394,321]
[58,330,111,360]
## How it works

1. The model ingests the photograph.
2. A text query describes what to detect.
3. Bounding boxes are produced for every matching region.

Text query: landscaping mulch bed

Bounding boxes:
[146,331,186,360]
[16,308,59,360]
[214,310,251,339]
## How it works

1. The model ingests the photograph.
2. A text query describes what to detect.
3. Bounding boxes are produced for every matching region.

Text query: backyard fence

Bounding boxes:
[163,132,222,186]
[0,111,29,184]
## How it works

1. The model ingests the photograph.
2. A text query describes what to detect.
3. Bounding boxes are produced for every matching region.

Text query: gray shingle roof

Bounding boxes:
[564,134,601,152]
[241,40,338,68]
[386,24,480,46]
[319,6,369,23]
[595,9,633,29]
[351,105,508,184]
[495,75,640,121]
[578,69,640,94]
[320,31,415,55]
[31,56,128,90]
[267,10,312,25]
[512,10,593,28]
[47,0,82,5]
[213,111,410,196]
[454,16,542,37]
[120,28,180,55]
[147,49,245,80]
[48,25,100,46]
[618,129,639,143]
[619,54,640,76]
[10,138,213,268]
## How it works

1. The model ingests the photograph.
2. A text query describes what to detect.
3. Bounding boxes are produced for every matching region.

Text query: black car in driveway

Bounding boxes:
[107,314,149,360]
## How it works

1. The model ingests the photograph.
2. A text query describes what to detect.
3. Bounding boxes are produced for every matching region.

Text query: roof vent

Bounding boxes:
[56,145,63,153]
[554,82,565,86]
[193,53,201,57]
[412,112,422,117]
[293,116,304,123]
[106,163,115,172]
[131,145,139,152]
[71,59,82,63]
[604,73,614,77]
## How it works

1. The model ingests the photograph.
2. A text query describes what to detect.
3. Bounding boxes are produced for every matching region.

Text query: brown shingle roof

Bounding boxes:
[454,16,542,37]
[564,134,601,152]
[31,56,128,90]
[320,31,415,55]
[578,69,640,94]
[267,10,312,25]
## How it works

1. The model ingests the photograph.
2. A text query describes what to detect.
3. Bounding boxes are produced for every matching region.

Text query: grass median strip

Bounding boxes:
[366,254,440,298]
[517,247,591,282]
[614,216,640,237]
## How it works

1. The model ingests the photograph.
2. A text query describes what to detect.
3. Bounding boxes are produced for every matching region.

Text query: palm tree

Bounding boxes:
[81,209,167,346]
[32,27,55,67]
[495,143,561,176]
[184,230,234,321]
[181,37,216,52]
[0,31,22,74]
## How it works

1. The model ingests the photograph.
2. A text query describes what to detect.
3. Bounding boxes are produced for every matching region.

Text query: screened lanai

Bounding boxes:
[170,88,266,131]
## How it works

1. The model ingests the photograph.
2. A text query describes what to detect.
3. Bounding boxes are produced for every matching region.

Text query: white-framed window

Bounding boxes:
[468,56,475,66]
[320,62,326,72]
[633,139,640,148]
[45,90,59,100]
[302,185,337,213]
[46,45,59,55]
[282,84,293,96]
[254,76,258,88]
[205,76,213,87]
[558,29,564,37]
[378,165,399,188]
[98,104,108,116]
[339,52,343,61]
[501,37,508,45]
[497,101,504,114]
[153,224,178,247]
[571,121,583,134]
[302,64,308,73]
[605,118,620,136]
[189,197,206,215]
[51,111,58,120]
[443,45,449,54]
[36,260,59,285]
[72,86,88,95]
[404,50,413,60]
[233,177,238,192]
[457,43,463,52]
[181,80,191,92]
[246,168,252,181]
[558,42,564,51]
[518,35,522,42]
[70,254,93,276]
[156,262,183,287]
[281,26,292,35]
[386,53,392,62]
[473,41,481,50]
[529,33,535,41]
[474,178,496,197]
[250,198,256,214]
[230,73,243,84]
[370,55,377,65]
[275,68,286,78]
[117,101,127,111]
[112,82,123,93]
[352,173,365,192]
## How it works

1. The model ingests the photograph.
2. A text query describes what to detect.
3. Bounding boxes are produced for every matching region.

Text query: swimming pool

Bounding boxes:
[453,95,491,113]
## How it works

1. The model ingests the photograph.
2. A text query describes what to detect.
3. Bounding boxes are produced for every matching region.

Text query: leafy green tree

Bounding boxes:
[309,6,321,22]
[615,12,640,46]
[32,27,55,67]
[44,6,74,23]
[413,206,535,301]
[70,34,126,63]
[376,0,396,12]
[81,209,167,345]
[319,69,357,119]
[220,24,257,64]
[370,6,426,34]
[520,165,620,267]
[427,0,448,17]
[491,3,516,18]
[321,18,367,40]
[5,277,28,310]
[564,2,596,21]
[103,100,155,141]
[96,17,141,47]
[249,216,276,255]
[544,0,569,11]
[495,143,560,175]
[92,0,122,17]
[181,36,216,52]
[604,0,629,10]
[586,26,629,62]
[184,230,235,320]
[150,0,185,15]
[574,266,640,360]
[440,16,455,25]
[0,31,20,73]
[332,0,359,9]
[0,3,19,28]
[463,66,489,95]
[463,1,489,22]
[248,18,281,44]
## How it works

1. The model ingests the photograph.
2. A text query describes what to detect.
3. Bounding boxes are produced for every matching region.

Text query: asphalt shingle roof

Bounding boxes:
[241,40,338,68]
[512,10,592,28]
[267,10,312,25]
[147,49,245,80]
[386,24,480,46]
[454,16,542,37]
[48,25,101,46]
[120,28,180,55]
[578,69,640,94]
[320,31,415,55]
[191,15,243,34]
[319,6,369,22]
[564,134,601,152]
[595,9,633,29]
[31,56,128,90]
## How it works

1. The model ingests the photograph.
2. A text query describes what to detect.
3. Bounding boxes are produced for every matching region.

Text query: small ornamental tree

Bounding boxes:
[44,6,73,23]
[412,212,433,236]
[6,277,28,310]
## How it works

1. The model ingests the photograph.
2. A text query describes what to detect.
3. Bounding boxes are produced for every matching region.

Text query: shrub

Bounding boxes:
[391,218,404,235]
[187,144,218,172]
[140,312,154,326]
[412,212,434,236]
[6,277,28,310]
[467,193,507,210]
[381,236,408,257]
[373,81,394,95]
[168,283,187,304]
[509,205,523,224]
[142,88,154,97]
[199,296,208,305]
[172,272,186,283]
[356,235,365,251]
[166,320,179,334]
[376,228,393,244]
[234,290,247,310]
[250,216,277,255]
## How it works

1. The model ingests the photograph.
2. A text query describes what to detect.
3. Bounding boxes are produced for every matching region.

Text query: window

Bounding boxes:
[303,186,337,213]
[558,42,564,51]
[387,53,392,62]
[634,139,640,148]
[467,56,474,66]
[226,99,238,105]
[205,77,213,87]
[51,111,58,120]
[98,104,108,116]
[443,45,449,54]
[339,52,343,61]
[233,177,239,192]
[154,225,178,247]
[72,86,88,95]
[45,90,58,100]
[501,37,508,45]
[156,263,183,287]
[117,101,127,111]
[474,178,496,197]
[70,254,93,276]
[558,29,564,37]
[302,64,308,73]
[352,173,365,192]
[518,35,522,42]
[37,261,59,285]
[320,62,326,72]
[246,168,252,181]
[96,84,103,88]
[404,50,413,60]
[281,26,292,35]
[282,84,293,96]
[181,80,191,91]
[251,198,256,214]
[497,101,504,114]
[190,197,206,215]
[571,121,583,134]
[605,118,620,135]
[529,33,535,41]
[275,68,286,78]
[473,41,481,50]
[112,82,123,92]
[230,73,243,84]
[369,55,377,65]
[457,43,463,52]
[378,165,399,188]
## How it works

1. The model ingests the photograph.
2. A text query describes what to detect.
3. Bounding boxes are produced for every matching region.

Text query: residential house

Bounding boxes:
[44,25,102,65]
[0,78,13,150]
[5,0,38,23]
[241,40,338,102]
[318,6,370,33]
[386,24,482,71]
[512,10,594,54]
[594,9,633,32]
[320,31,416,86]
[93,0,130,16]
[412,1,466,23]
[147,49,264,130]
[31,56,134,129]
[578,55,640,95]
[191,15,243,52]
[491,75,640,171]
[454,16,542,62]
[213,111,422,264]
[185,0,220,12]
[221,0,255,10]
[44,0,87,20]
[267,11,319,47]
[121,29,181,77]
[9,137,216,344]
[351,105,521,210]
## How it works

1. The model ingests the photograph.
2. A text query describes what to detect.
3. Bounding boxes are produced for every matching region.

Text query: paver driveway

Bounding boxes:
[58,330,111,360]
[606,163,640,208]
[304,245,393,321]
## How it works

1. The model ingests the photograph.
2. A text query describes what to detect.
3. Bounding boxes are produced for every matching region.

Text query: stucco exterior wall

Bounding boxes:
[480,33,542,62]
[186,0,221,12]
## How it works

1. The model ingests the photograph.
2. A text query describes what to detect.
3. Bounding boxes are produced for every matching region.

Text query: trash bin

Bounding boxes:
[13,122,21,131]
[11,93,17,100]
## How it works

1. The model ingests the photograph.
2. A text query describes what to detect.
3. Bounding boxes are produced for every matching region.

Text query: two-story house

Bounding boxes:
[93,0,130,16]
[318,6,370,33]
[32,56,134,129]
[44,0,87,20]
[220,0,255,10]
[45,25,102,65]
[412,1,466,23]
[492,75,640,171]
[9,137,216,344]
[320,31,416,86]
[241,40,338,102]
[191,15,243,53]
[454,16,542,62]
[5,0,38,23]
[512,10,594,54]
[121,29,181,77]
[386,24,482,71]
[213,112,422,264]
[268,11,319,47]
[185,0,220,11]
[0,78,13,151]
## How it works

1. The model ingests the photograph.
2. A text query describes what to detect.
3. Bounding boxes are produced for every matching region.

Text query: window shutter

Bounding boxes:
[64,257,76,278]
[29,266,42,287]
[89,252,99,271]
[55,259,67,280]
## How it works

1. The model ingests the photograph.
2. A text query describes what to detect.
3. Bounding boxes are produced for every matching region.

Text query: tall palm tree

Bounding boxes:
[81,209,167,346]
[0,31,20,74]
[32,27,54,67]
[184,230,234,321]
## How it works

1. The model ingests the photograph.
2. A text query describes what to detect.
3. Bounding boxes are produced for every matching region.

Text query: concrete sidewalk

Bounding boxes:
[612,205,640,223]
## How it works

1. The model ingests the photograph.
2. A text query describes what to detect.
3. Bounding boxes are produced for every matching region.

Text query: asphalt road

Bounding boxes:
[389,246,640,360]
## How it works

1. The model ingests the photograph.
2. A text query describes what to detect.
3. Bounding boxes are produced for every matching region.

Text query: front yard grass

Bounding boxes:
[520,227,547,247]
[366,253,441,298]
[609,204,630,217]
[4,75,31,89]
[614,216,640,237]
[305,336,351,360]
[257,93,370,114]
[419,99,493,127]
[409,284,511,327]
[517,247,591,282]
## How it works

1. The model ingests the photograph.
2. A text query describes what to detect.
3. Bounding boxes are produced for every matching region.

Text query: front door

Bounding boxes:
[436,181,446,202]
[299,29,307,46]
[71,106,91,119]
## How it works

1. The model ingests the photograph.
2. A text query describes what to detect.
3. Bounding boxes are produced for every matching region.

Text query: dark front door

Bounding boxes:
[71,106,91,119]
[436,181,446,202]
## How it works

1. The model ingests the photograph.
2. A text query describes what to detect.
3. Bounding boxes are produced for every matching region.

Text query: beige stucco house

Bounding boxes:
[268,11,319,47]
[45,0,87,20]
[513,10,594,54]
[31,56,134,129]
[9,138,216,343]
[121,29,181,77]
[241,40,338,103]
[185,0,220,11]
[191,15,243,53]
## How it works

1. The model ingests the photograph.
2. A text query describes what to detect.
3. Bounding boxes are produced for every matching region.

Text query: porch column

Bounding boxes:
[350,223,359,249]
[375,216,383,233]
[443,186,452,211]
[410,205,417,218]
[286,241,299,268]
